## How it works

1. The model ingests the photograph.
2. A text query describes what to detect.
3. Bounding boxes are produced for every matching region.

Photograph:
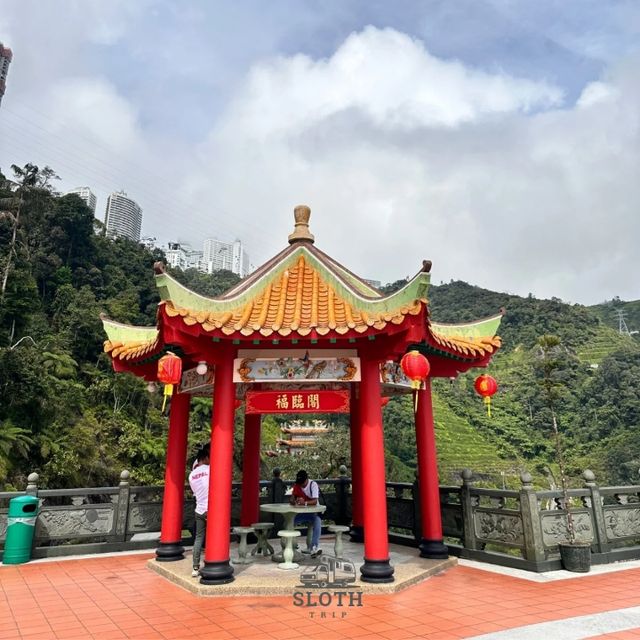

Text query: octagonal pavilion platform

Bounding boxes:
[149,537,456,596]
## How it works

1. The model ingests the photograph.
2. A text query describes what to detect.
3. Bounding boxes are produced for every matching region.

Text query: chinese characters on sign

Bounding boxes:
[276,393,318,410]
[245,390,350,414]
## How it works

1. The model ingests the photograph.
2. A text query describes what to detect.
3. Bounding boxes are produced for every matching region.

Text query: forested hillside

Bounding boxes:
[1,163,639,491]
[590,298,640,340]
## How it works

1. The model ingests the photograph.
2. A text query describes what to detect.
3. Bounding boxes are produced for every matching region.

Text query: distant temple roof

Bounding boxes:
[102,205,503,374]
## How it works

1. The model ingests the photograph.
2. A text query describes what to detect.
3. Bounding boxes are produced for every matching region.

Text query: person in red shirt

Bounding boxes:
[290,469,322,557]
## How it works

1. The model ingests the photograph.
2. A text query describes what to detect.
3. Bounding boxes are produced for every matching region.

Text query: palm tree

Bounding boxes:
[42,351,78,380]
[0,420,34,460]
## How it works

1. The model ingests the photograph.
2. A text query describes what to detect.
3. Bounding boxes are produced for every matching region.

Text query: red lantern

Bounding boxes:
[474,374,498,417]
[400,350,430,390]
[400,350,430,411]
[157,352,183,411]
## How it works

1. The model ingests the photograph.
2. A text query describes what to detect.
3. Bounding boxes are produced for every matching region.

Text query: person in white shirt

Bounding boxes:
[188,444,210,576]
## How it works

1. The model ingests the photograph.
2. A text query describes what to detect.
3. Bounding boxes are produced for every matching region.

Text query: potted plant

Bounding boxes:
[536,335,591,573]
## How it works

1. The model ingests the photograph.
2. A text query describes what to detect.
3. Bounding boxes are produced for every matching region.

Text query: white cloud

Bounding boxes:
[1,13,637,305]
[46,78,141,153]
[223,27,563,137]
[184,27,638,304]
[577,81,619,108]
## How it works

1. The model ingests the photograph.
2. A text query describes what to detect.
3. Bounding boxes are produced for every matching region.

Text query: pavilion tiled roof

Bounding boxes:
[160,250,426,338]
[100,205,504,366]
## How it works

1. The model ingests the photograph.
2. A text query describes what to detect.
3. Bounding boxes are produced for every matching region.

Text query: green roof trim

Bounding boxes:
[430,312,503,339]
[101,317,158,343]
[156,244,430,315]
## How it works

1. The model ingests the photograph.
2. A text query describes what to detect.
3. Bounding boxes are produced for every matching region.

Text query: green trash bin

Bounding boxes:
[3,495,39,565]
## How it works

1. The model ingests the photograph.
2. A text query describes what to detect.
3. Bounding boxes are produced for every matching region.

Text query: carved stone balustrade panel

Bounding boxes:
[473,511,524,546]
[182,504,195,533]
[540,511,593,547]
[603,507,640,540]
[387,499,414,530]
[128,504,161,533]
[36,507,114,539]
[442,504,463,539]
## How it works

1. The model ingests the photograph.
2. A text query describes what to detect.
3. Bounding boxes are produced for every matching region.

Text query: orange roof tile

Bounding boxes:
[428,329,502,359]
[104,337,159,361]
[277,439,317,447]
[163,254,424,338]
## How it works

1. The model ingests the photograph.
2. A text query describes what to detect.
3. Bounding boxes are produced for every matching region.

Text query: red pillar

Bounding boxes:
[156,392,190,562]
[415,380,448,558]
[359,355,394,583]
[199,352,236,584]
[349,384,364,541]
[240,413,261,526]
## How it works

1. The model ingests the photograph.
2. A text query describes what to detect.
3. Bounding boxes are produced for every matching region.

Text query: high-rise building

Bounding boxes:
[0,43,12,107]
[166,242,186,269]
[165,242,203,271]
[104,191,143,242]
[66,187,97,214]
[203,238,250,277]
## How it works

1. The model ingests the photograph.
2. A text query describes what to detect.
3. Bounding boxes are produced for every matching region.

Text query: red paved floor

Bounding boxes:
[1,553,640,639]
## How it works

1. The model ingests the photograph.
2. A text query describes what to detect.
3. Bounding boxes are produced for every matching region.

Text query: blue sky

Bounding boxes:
[84,1,626,138]
[0,1,639,304]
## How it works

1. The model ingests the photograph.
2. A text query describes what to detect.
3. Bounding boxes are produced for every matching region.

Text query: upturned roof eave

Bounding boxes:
[429,309,505,339]
[101,314,159,343]
[155,243,430,315]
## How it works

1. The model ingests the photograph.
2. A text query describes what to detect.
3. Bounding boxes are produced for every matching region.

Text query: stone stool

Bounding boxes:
[295,522,314,552]
[277,530,300,570]
[232,526,255,564]
[250,522,275,557]
[328,524,350,559]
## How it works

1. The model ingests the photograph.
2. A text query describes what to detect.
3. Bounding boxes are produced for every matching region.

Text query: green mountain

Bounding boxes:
[1,163,639,491]
[589,298,640,341]
[422,282,639,487]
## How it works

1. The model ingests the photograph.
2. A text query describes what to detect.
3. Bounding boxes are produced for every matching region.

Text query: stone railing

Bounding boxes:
[0,471,351,559]
[3,468,640,571]
[436,469,640,571]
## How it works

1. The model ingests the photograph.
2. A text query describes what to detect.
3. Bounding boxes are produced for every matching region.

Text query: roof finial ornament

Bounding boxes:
[288,205,315,244]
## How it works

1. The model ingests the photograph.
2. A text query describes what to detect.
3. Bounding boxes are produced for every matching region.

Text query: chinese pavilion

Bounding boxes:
[101,206,503,585]
[278,420,330,454]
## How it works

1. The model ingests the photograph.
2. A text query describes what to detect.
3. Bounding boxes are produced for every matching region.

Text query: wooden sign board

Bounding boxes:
[234,355,360,383]
[179,367,214,396]
[245,390,350,414]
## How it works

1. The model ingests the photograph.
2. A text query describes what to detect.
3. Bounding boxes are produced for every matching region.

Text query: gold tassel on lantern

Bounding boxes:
[162,383,174,412]
[157,352,182,414]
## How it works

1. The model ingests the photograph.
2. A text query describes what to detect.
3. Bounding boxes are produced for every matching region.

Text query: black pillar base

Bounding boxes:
[155,541,185,562]
[360,558,394,583]
[349,525,364,543]
[419,538,449,559]
[199,560,235,585]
